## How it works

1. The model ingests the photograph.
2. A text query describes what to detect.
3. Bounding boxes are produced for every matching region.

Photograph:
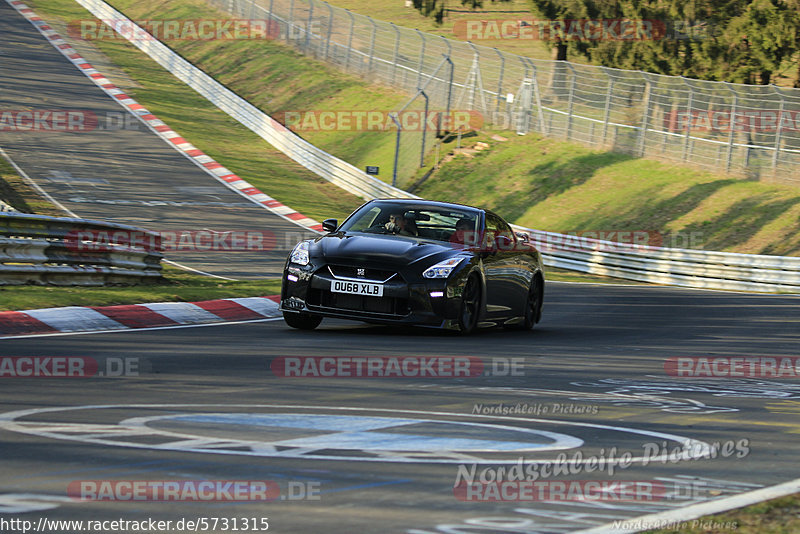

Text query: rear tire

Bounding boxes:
[283,311,322,330]
[521,275,543,330]
[457,274,481,335]
[506,275,542,331]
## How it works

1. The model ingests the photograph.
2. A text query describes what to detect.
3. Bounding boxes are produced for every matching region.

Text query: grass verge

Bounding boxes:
[0,265,282,311]
[644,492,800,533]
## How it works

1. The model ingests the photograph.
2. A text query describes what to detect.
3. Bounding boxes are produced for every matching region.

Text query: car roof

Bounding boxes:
[369,198,484,214]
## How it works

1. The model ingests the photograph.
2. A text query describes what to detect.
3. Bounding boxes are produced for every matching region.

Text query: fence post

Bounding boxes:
[415,30,426,89]
[305,0,314,50]
[287,0,295,43]
[444,51,454,122]
[565,63,576,140]
[391,23,400,85]
[268,0,275,25]
[638,72,652,157]
[772,85,785,173]
[601,67,614,147]
[367,17,377,73]
[724,82,737,173]
[391,113,402,187]
[324,2,333,60]
[344,10,354,72]
[419,90,429,168]
[526,58,547,136]
[681,77,694,162]
[494,48,504,116]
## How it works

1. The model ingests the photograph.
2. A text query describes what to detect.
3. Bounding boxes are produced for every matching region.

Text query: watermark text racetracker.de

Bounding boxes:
[68,479,319,501]
[0,517,270,534]
[0,357,139,378]
[666,356,800,378]
[65,228,277,253]
[0,110,141,132]
[453,19,715,41]
[274,110,483,132]
[271,356,524,378]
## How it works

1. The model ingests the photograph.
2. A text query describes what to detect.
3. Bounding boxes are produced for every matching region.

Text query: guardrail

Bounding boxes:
[65,0,800,293]
[0,212,163,286]
[514,226,800,293]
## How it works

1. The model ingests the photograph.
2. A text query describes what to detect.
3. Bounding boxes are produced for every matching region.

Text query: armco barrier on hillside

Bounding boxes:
[0,212,163,286]
[56,1,800,293]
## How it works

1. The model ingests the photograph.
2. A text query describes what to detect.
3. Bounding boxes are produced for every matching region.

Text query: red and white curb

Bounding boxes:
[5,0,323,233]
[0,296,281,338]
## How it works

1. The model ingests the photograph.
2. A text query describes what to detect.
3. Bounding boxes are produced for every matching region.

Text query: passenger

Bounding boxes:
[449,218,475,245]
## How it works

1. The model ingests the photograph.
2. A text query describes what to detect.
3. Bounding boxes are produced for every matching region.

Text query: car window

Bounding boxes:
[485,212,516,249]
[339,201,480,244]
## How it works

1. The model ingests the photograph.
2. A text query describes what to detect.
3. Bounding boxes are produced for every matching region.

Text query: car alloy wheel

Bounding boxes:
[458,274,480,335]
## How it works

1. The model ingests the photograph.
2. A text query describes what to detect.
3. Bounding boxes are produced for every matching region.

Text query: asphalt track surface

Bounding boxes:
[0,1,315,278]
[2,2,800,533]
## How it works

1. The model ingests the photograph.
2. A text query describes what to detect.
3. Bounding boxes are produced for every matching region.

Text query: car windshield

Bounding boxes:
[339,201,480,245]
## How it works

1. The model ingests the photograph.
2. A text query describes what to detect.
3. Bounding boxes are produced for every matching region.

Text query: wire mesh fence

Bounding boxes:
[210,0,800,183]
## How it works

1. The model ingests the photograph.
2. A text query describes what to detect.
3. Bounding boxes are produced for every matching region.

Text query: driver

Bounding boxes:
[385,213,418,236]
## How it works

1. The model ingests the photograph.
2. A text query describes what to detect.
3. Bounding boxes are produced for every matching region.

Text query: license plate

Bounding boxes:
[331,280,384,297]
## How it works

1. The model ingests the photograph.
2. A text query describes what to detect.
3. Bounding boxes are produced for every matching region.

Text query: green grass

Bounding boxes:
[0,153,63,217]
[0,265,281,311]
[644,493,800,534]
[416,132,800,256]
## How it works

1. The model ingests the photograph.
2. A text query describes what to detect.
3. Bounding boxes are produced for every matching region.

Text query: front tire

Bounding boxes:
[457,274,481,335]
[283,311,322,330]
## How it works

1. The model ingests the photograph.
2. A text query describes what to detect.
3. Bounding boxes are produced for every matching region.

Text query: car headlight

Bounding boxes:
[290,241,311,266]
[423,257,465,278]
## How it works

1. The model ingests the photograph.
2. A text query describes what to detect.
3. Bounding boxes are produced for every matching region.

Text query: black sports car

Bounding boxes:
[280,199,544,333]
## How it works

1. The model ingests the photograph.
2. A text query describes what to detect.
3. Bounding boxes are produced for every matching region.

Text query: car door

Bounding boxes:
[482,212,526,319]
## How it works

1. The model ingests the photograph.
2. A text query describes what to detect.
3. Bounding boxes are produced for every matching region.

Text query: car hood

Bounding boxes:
[315,233,459,267]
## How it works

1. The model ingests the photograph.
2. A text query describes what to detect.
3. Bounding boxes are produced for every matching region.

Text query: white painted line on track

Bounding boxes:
[0,317,283,340]
[576,476,800,533]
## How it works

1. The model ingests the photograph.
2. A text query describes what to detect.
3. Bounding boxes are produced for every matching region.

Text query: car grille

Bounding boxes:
[328,265,397,283]
[308,288,409,316]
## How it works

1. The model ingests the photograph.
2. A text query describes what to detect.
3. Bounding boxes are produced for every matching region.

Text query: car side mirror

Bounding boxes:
[495,235,514,251]
[322,218,338,232]
[515,232,530,244]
